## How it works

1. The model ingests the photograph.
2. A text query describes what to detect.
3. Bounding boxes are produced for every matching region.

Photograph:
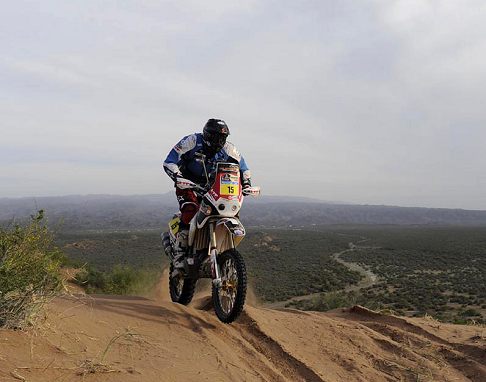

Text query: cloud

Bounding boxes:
[1,0,486,209]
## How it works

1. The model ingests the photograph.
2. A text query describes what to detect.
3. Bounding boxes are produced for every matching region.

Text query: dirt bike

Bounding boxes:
[162,157,260,323]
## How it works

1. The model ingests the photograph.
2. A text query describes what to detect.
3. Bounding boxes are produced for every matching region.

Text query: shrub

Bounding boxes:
[459,308,481,318]
[75,265,162,295]
[0,211,64,328]
[287,291,359,311]
[74,267,108,294]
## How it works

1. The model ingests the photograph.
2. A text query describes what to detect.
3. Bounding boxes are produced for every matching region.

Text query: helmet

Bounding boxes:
[202,118,230,153]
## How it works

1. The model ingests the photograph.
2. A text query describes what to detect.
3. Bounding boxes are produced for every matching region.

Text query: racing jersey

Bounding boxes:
[163,133,251,187]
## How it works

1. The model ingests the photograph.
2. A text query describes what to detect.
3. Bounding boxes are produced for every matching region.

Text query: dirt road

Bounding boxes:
[268,240,379,309]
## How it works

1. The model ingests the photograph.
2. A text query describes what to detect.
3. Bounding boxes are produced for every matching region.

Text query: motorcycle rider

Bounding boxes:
[163,118,252,267]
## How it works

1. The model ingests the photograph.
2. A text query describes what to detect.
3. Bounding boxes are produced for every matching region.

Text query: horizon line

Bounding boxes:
[1,193,485,212]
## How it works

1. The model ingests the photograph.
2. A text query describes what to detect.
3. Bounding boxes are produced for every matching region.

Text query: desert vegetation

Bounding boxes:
[239,230,363,301]
[58,229,362,301]
[56,231,166,295]
[289,226,486,324]
[74,265,162,295]
[0,211,64,328]
[56,225,486,324]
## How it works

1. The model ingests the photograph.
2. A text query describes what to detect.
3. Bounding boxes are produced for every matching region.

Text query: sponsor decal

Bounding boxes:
[220,172,240,196]
[220,173,239,184]
[209,189,219,200]
[218,163,239,172]
[169,217,180,235]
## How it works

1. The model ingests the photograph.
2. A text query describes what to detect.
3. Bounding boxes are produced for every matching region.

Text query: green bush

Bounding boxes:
[0,211,64,328]
[74,267,108,293]
[287,291,359,311]
[75,265,162,295]
[459,308,481,317]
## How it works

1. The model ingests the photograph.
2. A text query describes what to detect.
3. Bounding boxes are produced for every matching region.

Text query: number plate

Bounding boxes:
[220,184,239,196]
[220,174,239,196]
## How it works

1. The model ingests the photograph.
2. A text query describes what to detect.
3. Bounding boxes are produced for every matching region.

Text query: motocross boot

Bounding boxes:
[173,229,188,269]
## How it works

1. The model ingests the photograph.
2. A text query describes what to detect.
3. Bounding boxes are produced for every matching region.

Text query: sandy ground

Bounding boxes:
[0,275,485,382]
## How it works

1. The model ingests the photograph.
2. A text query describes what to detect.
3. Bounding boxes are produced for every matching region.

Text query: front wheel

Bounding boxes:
[169,264,196,305]
[212,249,247,323]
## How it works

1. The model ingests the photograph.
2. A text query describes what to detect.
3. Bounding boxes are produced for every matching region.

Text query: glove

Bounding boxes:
[242,180,252,196]
[170,171,182,187]
[176,177,198,190]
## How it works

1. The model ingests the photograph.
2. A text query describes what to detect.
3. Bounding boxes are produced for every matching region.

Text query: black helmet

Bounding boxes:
[202,118,230,153]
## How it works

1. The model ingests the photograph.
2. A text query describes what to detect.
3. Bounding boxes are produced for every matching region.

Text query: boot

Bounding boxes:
[173,229,188,268]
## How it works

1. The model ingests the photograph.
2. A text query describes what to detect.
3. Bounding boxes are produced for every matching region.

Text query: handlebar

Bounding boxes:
[177,177,260,197]
[242,186,261,197]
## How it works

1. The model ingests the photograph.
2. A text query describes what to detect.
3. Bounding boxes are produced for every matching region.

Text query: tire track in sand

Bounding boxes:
[233,311,325,382]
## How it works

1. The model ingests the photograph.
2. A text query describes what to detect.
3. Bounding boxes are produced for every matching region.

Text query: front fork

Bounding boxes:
[209,221,222,287]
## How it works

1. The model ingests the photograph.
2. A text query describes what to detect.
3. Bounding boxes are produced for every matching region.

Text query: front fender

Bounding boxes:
[216,218,246,238]
[215,218,246,250]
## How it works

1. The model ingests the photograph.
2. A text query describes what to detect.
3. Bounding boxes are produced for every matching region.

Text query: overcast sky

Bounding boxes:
[1,0,485,209]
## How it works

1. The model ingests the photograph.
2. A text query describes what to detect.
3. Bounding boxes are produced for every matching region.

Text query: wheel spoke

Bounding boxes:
[212,250,246,323]
[225,295,231,313]
[218,257,240,315]
[172,274,184,297]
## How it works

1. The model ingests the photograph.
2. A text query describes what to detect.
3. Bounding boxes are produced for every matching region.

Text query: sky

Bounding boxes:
[1,0,486,209]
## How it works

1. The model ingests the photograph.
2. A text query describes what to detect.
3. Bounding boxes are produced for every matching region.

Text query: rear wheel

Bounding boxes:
[212,249,247,323]
[169,264,196,305]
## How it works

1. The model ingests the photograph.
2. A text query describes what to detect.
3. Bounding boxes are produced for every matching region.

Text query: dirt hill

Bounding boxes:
[0,276,485,382]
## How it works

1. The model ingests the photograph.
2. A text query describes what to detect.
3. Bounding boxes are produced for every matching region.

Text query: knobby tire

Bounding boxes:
[212,249,247,323]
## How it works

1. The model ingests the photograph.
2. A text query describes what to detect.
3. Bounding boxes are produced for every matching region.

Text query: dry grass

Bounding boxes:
[76,329,143,376]
[0,211,64,329]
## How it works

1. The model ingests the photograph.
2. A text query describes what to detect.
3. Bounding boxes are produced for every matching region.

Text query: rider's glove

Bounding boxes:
[242,179,252,196]
[172,171,183,187]
[175,177,198,190]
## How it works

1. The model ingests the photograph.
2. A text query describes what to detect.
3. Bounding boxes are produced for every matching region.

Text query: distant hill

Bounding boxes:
[1,194,486,231]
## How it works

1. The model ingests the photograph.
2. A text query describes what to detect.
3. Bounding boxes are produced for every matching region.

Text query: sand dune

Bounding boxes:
[0,277,485,382]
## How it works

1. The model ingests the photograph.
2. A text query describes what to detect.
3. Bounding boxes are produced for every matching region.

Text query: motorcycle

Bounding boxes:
[162,156,260,323]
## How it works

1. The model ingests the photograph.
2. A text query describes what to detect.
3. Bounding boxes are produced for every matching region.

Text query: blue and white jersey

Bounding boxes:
[163,133,251,186]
